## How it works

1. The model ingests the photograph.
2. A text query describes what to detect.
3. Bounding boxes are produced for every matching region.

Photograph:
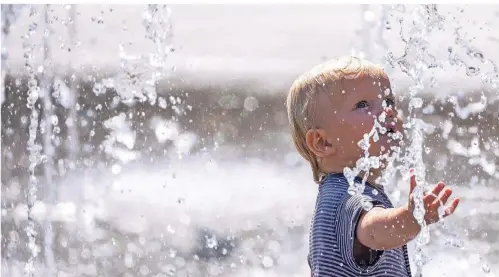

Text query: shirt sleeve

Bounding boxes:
[335,193,385,271]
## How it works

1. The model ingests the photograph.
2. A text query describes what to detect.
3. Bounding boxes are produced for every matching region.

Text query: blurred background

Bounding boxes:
[1,4,499,277]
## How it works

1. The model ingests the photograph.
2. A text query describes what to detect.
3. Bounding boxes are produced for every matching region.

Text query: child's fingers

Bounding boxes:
[430,182,445,197]
[424,193,437,208]
[436,187,453,206]
[444,198,460,217]
[424,183,445,206]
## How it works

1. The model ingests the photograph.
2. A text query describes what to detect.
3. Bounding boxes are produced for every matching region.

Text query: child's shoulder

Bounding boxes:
[317,173,389,209]
[316,173,354,210]
[318,173,363,197]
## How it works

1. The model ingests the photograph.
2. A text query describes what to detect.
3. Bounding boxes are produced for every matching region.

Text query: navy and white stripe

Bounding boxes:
[308,173,412,277]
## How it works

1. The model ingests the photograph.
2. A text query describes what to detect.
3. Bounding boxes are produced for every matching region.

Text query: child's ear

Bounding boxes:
[305,129,336,157]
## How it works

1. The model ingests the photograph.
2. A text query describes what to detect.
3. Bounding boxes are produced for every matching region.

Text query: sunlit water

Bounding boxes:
[2,4,499,277]
[2,148,499,277]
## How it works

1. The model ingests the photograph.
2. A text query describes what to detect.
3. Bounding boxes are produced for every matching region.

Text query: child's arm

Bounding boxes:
[356,171,460,251]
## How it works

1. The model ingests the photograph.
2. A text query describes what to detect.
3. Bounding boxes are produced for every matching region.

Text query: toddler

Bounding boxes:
[286,56,460,277]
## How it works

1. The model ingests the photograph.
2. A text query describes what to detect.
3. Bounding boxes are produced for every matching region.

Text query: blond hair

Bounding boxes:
[286,56,388,184]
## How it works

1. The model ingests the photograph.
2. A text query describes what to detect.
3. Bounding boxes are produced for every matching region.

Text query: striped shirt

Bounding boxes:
[308,173,412,277]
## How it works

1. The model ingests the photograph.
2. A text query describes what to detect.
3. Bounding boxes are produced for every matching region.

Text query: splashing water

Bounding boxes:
[112,4,173,105]
[1,5,24,105]
[2,4,499,277]
[39,5,57,276]
[392,5,498,275]
[22,5,42,276]
[346,4,499,276]
[343,93,404,213]
[64,4,80,164]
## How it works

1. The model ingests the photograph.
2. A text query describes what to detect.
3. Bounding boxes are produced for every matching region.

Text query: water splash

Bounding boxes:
[450,27,499,84]
[354,5,393,69]
[113,4,173,105]
[385,5,445,275]
[387,4,498,275]
[65,4,80,165]
[23,5,42,276]
[348,4,496,276]
[2,4,499,277]
[40,4,56,276]
[102,4,178,164]
[344,6,409,211]
[343,101,403,211]
[1,5,24,105]
[142,4,174,105]
[2,5,26,275]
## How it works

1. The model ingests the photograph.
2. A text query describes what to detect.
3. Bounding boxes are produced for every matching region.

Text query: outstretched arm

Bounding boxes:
[355,171,460,250]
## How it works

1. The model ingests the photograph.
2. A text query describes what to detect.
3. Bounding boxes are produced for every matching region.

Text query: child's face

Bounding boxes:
[317,77,404,169]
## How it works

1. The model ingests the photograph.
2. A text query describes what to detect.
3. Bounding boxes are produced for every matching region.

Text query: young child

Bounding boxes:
[286,56,460,277]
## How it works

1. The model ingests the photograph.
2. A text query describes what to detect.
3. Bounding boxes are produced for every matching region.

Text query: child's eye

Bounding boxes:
[354,100,370,109]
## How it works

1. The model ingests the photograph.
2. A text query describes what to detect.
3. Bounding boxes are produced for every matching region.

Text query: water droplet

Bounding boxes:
[466,66,479,76]
[362,200,373,211]
[482,263,490,273]
[385,21,391,30]
[437,205,445,220]
[243,96,259,112]
[347,186,357,196]
[166,224,175,234]
[139,265,150,276]
[206,235,218,249]
[169,248,177,258]
[261,256,274,268]
[111,164,122,175]
[409,97,423,109]
[158,97,168,109]
[50,115,59,126]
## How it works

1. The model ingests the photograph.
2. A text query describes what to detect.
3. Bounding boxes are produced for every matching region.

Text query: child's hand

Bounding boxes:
[408,169,460,225]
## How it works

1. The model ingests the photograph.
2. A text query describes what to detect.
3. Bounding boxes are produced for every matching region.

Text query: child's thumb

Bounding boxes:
[409,168,417,194]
